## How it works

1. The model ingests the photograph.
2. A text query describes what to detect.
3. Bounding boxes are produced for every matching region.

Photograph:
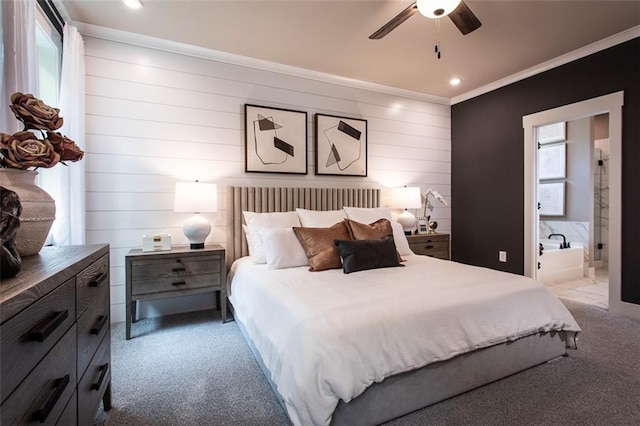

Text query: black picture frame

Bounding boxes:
[315,113,367,177]
[245,104,308,174]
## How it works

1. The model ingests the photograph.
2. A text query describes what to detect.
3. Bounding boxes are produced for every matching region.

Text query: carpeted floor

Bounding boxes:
[94,299,640,426]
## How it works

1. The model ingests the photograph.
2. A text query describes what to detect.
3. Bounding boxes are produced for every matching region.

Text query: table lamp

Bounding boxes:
[173,181,218,249]
[392,186,422,235]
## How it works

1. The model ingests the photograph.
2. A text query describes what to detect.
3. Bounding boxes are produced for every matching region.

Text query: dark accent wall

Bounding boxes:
[451,38,639,305]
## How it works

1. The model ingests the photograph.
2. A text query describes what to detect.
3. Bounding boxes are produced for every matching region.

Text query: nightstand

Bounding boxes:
[407,233,450,260]
[125,244,226,339]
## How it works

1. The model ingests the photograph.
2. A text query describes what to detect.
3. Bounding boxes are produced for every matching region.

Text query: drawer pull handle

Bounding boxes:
[172,281,186,286]
[90,315,108,335]
[89,271,108,287]
[31,374,70,423]
[424,245,435,249]
[27,310,69,343]
[91,363,109,391]
[172,267,186,272]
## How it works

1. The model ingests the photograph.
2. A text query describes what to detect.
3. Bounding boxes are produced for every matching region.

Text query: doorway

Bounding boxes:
[522,91,640,320]
[536,117,609,309]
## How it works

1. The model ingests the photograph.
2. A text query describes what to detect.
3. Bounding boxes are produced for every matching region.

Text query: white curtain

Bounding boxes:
[1,0,38,133]
[51,23,86,245]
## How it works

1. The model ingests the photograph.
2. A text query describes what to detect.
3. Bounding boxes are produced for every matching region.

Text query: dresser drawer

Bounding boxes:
[78,333,111,426]
[56,390,77,425]
[0,325,77,425]
[1,278,76,402]
[131,254,221,281]
[76,254,110,317]
[77,279,110,379]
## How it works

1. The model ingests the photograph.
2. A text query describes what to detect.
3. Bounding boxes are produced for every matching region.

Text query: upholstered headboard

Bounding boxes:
[225,186,380,266]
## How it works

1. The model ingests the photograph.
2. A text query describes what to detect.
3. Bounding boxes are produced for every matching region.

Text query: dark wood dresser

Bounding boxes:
[0,244,112,425]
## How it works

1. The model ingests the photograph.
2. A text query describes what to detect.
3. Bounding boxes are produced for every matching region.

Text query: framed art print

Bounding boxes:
[245,104,308,174]
[537,121,566,144]
[315,113,367,177]
[539,182,565,216]
[538,143,566,180]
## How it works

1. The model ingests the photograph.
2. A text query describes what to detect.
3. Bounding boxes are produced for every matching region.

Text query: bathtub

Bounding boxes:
[538,239,584,283]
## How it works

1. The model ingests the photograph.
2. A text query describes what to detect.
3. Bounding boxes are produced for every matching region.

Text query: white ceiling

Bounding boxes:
[59,0,640,99]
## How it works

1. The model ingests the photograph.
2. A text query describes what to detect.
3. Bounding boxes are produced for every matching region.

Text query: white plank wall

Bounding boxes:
[82,36,452,324]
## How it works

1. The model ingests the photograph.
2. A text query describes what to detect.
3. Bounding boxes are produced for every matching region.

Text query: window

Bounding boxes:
[35,2,63,245]
[35,4,61,108]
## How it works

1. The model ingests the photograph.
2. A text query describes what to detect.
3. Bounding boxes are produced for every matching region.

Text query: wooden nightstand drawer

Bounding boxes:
[407,234,450,260]
[131,254,221,281]
[132,273,222,295]
[1,278,75,402]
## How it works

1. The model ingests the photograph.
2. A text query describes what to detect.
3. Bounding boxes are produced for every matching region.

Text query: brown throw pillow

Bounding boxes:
[345,218,404,262]
[293,221,351,271]
[345,218,393,240]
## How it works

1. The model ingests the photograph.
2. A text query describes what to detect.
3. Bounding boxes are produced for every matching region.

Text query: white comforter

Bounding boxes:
[228,255,580,426]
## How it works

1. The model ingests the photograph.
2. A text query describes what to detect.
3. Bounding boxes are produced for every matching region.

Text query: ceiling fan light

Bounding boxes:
[123,0,143,9]
[416,0,462,19]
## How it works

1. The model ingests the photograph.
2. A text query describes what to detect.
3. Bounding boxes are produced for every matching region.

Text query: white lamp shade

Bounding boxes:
[391,186,422,209]
[416,0,462,18]
[174,182,218,213]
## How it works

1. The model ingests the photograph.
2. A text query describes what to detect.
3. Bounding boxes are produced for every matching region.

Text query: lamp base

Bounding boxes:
[397,209,417,236]
[183,213,211,249]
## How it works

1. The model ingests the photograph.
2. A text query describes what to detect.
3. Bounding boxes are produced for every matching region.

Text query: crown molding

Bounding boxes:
[452,25,640,105]
[73,22,450,106]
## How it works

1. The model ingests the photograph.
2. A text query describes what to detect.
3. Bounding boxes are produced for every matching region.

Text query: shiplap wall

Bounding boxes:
[82,36,452,324]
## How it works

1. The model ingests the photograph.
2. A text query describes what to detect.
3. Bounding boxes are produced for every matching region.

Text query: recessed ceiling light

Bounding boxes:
[123,0,143,9]
[450,77,461,86]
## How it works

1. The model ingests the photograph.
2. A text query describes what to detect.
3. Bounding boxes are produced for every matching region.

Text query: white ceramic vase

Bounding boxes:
[0,169,56,256]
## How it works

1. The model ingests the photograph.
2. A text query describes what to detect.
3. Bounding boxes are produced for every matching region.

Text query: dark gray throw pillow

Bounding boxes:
[334,236,404,274]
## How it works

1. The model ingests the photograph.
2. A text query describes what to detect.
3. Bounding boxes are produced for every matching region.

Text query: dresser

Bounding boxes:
[0,244,111,425]
[407,233,450,260]
[125,244,227,340]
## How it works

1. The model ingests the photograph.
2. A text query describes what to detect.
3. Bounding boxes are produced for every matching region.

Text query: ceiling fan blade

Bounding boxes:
[369,2,419,40]
[448,0,482,35]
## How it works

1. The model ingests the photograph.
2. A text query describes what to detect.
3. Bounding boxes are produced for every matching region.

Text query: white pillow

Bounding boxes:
[260,228,309,270]
[242,224,266,263]
[242,211,300,264]
[391,222,414,256]
[296,208,346,227]
[243,211,301,228]
[343,207,393,224]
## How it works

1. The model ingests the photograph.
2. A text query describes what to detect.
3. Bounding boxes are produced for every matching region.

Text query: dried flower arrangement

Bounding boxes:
[0,92,84,169]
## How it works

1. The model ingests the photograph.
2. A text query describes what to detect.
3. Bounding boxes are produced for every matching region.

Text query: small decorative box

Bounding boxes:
[142,234,172,252]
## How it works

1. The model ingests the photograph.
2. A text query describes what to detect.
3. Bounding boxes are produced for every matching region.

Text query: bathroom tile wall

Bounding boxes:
[594,139,610,268]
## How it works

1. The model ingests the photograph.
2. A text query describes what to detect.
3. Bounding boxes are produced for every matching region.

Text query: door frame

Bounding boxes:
[522,91,638,320]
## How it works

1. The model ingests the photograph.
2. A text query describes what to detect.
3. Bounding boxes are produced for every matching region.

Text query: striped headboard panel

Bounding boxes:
[226,186,380,266]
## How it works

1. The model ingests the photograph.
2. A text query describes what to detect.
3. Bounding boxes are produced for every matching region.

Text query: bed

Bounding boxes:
[225,186,580,426]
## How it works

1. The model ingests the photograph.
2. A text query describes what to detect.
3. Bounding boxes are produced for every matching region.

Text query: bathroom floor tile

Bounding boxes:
[544,268,608,309]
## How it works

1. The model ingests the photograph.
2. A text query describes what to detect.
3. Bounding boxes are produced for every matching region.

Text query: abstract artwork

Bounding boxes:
[539,182,565,216]
[538,143,566,180]
[245,104,307,174]
[315,114,367,177]
[537,121,566,144]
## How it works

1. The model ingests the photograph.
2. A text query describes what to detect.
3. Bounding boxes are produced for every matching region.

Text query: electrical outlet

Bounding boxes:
[499,251,507,262]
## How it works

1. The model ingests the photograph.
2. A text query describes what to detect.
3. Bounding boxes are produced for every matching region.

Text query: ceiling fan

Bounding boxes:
[370,0,482,39]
